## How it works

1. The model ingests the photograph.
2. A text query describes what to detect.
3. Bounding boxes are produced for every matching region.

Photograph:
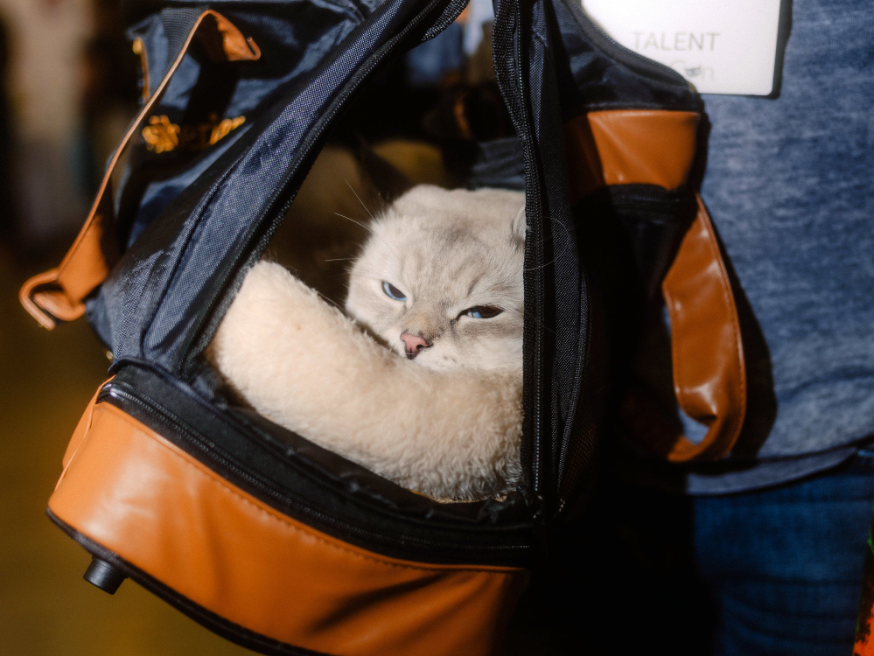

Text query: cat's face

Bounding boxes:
[346,186,525,373]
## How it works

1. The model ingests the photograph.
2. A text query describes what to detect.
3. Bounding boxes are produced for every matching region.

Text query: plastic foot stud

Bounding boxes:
[83,557,126,594]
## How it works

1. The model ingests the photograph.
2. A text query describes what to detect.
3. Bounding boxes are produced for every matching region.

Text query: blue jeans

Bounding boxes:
[505,452,874,655]
[693,451,874,655]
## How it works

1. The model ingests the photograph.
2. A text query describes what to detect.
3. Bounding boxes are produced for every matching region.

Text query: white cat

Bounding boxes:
[208,185,525,501]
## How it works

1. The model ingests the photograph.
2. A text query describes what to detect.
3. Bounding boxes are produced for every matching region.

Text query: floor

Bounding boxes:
[0,253,251,656]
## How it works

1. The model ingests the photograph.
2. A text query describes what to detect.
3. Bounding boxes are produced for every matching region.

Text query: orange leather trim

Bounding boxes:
[622,196,746,461]
[20,11,260,330]
[856,605,874,656]
[564,109,700,199]
[49,399,527,656]
[20,269,87,329]
[661,196,746,459]
[208,12,261,61]
[564,111,746,461]
[59,380,112,479]
[132,38,150,101]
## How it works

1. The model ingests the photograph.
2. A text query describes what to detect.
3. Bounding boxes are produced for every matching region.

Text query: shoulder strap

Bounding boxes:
[19,10,260,330]
[622,195,747,461]
[566,109,747,462]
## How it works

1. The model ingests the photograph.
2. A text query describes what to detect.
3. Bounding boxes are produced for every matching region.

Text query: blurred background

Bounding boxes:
[0,0,256,653]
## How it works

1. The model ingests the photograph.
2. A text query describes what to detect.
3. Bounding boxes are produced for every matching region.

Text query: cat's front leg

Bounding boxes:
[207,261,522,501]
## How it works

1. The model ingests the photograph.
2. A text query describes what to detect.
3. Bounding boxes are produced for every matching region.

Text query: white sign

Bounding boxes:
[581,0,782,95]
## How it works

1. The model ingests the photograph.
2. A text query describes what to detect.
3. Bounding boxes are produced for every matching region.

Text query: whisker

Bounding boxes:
[345,179,375,221]
[335,212,406,264]
[523,215,574,272]
[334,212,375,235]
[315,291,344,311]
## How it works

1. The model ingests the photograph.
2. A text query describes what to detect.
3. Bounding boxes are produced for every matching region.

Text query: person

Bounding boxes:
[506,1,874,654]
[643,1,874,652]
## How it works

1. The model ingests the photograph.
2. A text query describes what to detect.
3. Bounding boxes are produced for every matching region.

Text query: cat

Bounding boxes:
[208,184,525,501]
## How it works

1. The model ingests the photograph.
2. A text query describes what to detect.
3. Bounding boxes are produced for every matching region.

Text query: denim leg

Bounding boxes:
[694,455,874,656]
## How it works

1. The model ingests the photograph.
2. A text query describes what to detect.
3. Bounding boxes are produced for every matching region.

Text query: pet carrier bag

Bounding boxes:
[20,0,745,654]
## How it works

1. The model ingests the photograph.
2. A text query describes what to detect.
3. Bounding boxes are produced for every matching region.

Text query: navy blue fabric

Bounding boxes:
[552,0,699,113]
[91,0,462,370]
[524,0,589,500]
[493,0,585,502]
[405,21,463,86]
[160,8,202,64]
[468,136,526,190]
[119,4,367,244]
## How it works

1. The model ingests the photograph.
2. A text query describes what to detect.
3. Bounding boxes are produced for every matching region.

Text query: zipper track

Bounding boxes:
[100,380,532,559]
[493,0,547,517]
[521,6,546,510]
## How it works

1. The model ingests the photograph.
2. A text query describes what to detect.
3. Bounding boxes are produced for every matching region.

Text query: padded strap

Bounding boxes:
[20,10,260,330]
[623,194,747,461]
[565,110,747,462]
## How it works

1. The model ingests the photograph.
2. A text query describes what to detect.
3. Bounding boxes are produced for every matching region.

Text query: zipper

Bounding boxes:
[490,0,551,521]
[98,378,531,558]
[512,2,547,514]
[521,13,545,509]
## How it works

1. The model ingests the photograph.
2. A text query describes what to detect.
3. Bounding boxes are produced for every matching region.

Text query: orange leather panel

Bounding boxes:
[660,196,746,459]
[49,400,527,656]
[622,196,746,461]
[20,11,260,330]
[564,110,700,198]
[59,380,112,482]
[207,12,261,61]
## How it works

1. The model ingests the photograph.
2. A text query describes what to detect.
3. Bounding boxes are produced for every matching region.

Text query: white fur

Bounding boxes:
[209,186,525,501]
[208,262,522,501]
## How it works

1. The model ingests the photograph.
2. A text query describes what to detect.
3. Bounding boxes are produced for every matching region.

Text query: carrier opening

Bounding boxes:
[200,13,535,513]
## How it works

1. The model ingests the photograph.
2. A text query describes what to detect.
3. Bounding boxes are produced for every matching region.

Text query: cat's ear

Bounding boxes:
[356,137,414,207]
[511,203,527,244]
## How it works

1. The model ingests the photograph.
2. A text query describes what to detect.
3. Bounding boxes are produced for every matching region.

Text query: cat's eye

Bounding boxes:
[382,281,407,301]
[462,306,503,319]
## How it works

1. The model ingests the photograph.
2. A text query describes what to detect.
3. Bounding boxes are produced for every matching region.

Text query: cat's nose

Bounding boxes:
[401,332,431,359]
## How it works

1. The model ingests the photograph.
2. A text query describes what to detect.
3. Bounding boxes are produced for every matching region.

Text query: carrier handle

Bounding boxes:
[566,110,746,461]
[19,10,260,330]
[623,194,747,461]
